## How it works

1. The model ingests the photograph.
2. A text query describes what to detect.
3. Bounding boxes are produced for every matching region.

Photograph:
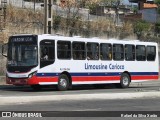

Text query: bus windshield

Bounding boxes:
[7,44,38,67]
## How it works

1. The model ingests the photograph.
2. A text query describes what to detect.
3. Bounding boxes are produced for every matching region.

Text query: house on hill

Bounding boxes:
[129,0,159,23]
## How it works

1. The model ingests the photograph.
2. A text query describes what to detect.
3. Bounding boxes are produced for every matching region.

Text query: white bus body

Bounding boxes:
[4,34,159,90]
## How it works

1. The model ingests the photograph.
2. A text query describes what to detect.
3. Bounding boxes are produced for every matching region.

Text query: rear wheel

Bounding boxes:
[115,73,130,88]
[57,74,70,91]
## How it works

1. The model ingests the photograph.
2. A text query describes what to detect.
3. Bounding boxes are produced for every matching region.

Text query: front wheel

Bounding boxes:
[57,74,70,91]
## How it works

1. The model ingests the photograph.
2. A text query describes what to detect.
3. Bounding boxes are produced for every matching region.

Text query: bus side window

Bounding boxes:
[136,45,146,61]
[41,47,49,60]
[113,44,124,60]
[125,44,135,61]
[100,43,112,60]
[87,42,99,60]
[147,46,156,61]
[57,41,71,59]
[40,40,55,68]
[72,42,86,60]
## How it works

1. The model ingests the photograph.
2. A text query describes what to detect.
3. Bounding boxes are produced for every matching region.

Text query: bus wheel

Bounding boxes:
[58,74,69,91]
[120,73,130,88]
[31,85,41,91]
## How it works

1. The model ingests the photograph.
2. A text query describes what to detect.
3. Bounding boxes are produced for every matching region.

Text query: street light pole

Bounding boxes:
[44,0,53,34]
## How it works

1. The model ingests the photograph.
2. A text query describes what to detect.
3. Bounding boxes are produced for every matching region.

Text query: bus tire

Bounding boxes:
[120,73,130,88]
[31,85,41,91]
[58,74,69,91]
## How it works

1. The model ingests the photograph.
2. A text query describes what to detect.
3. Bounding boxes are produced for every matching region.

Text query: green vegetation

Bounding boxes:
[133,20,150,39]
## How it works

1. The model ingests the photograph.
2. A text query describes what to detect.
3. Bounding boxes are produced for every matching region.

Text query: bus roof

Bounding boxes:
[11,34,157,45]
[37,34,157,45]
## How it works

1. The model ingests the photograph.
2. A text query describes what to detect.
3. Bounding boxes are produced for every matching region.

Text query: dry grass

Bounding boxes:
[0,4,136,43]
[0,4,44,43]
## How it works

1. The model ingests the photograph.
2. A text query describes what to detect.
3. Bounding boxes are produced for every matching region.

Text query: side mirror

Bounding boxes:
[2,43,8,57]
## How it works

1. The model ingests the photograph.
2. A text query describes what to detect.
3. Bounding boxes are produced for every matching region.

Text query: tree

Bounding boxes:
[133,20,150,39]
[59,0,83,36]
[155,22,160,36]
[154,0,160,36]
[155,0,160,14]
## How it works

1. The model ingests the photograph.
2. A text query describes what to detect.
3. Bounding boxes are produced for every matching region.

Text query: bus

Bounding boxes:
[1,34,159,91]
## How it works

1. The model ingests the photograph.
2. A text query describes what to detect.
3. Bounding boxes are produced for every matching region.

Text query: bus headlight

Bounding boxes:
[28,71,37,78]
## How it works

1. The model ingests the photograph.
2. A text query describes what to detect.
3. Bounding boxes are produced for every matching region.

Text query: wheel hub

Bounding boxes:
[60,78,67,88]
[123,76,129,86]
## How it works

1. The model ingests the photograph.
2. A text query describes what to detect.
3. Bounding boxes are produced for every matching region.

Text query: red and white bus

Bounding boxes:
[2,34,159,90]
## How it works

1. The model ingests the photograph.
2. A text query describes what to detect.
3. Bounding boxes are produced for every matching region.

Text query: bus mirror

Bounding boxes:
[1,43,8,57]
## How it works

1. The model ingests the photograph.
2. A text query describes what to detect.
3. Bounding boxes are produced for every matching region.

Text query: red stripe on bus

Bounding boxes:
[72,76,120,81]
[25,75,158,85]
[131,75,158,80]
[27,76,58,85]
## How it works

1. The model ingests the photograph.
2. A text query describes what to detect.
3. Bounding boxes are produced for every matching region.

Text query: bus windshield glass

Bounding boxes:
[7,36,38,67]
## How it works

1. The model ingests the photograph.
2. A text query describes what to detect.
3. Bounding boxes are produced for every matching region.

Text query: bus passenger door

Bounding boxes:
[40,40,55,68]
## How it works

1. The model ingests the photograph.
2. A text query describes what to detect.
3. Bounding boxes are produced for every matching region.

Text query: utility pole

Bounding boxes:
[0,0,7,31]
[34,0,36,12]
[44,0,53,34]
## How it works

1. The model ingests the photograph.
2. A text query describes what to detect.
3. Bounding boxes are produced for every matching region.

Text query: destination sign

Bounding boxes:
[11,36,34,42]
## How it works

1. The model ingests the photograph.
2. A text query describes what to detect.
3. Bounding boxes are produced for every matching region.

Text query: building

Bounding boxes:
[129,0,159,23]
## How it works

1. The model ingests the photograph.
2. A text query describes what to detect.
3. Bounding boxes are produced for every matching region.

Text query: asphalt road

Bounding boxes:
[0,81,160,119]
[0,98,160,120]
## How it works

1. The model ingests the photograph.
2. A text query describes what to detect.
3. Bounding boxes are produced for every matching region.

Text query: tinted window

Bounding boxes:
[113,44,124,60]
[125,44,135,61]
[57,41,71,59]
[100,43,112,60]
[147,46,156,61]
[87,42,99,60]
[41,46,54,61]
[72,42,86,60]
[136,45,146,61]
[40,40,55,68]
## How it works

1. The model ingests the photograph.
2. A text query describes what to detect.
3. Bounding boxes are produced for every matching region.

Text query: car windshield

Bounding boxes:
[8,44,38,67]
